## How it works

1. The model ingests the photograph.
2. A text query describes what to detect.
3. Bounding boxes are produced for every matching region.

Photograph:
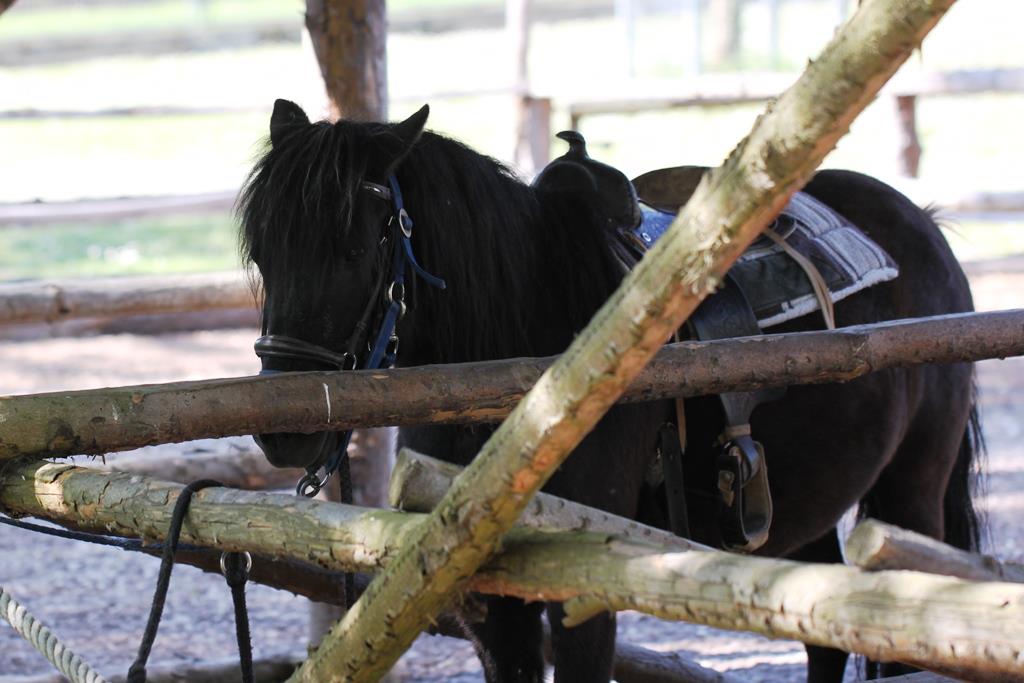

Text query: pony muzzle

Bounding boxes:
[254,430,337,470]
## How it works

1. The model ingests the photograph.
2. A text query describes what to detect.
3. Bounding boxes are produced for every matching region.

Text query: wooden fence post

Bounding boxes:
[896,94,922,176]
[303,0,396,654]
[305,0,387,122]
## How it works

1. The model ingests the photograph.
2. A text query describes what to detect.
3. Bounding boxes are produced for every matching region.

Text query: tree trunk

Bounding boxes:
[301,0,395,646]
[305,0,387,121]
[707,0,744,68]
[290,2,963,678]
[3,461,1023,680]
[4,310,1021,461]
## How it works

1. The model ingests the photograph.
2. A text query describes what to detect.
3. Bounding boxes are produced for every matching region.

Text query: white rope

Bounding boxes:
[0,585,109,683]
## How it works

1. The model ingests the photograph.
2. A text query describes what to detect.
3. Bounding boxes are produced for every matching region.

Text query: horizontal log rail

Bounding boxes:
[0,655,302,683]
[2,461,1023,679]
[848,519,1024,583]
[0,524,730,683]
[390,448,705,551]
[0,191,238,226]
[567,67,1024,124]
[0,272,254,326]
[98,447,302,491]
[1,309,1021,460]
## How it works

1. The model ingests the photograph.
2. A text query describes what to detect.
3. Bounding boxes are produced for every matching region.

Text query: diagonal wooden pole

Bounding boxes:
[289,1,958,680]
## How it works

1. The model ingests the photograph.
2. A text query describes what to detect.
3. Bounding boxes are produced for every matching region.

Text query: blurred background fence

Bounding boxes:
[1,0,1022,335]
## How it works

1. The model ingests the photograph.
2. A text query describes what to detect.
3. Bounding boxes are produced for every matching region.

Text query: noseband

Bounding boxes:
[254,174,446,496]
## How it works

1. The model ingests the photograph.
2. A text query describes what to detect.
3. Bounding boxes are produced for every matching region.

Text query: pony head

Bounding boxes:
[238,100,428,470]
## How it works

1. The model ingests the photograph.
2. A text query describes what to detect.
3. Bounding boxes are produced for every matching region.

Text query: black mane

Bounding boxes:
[237,121,381,295]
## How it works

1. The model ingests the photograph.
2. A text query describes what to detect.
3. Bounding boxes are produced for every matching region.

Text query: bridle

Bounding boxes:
[253,174,446,497]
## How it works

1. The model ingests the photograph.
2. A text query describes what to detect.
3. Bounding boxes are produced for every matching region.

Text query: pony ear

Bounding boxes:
[393,104,429,146]
[377,104,430,169]
[270,99,310,147]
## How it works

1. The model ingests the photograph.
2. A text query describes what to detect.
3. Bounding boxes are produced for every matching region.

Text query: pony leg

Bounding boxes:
[546,603,616,683]
[470,597,546,683]
[860,374,977,679]
[787,528,850,683]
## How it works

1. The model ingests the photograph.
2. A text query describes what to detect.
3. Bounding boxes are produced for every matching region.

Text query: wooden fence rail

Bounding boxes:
[1,460,1022,680]
[0,272,254,326]
[568,67,1024,179]
[1,309,1020,461]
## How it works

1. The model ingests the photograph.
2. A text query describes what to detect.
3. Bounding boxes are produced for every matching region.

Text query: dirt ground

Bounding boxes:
[0,270,1022,682]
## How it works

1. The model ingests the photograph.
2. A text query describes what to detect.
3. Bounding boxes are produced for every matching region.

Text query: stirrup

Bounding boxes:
[716,431,772,552]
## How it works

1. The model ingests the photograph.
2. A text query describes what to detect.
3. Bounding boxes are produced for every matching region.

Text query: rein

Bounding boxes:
[254,174,446,497]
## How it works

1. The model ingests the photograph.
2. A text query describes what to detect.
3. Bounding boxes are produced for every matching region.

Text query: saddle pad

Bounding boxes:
[633,192,898,329]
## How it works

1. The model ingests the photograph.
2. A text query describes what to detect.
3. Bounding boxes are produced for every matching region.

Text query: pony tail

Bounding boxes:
[943,394,987,552]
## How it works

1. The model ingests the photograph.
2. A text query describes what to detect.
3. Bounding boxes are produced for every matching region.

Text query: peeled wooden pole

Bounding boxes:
[0,273,254,326]
[305,0,387,122]
[847,519,1024,583]
[0,655,301,683]
[100,448,302,491]
[3,309,1021,462]
[2,462,1023,679]
[289,1,963,678]
[389,448,706,551]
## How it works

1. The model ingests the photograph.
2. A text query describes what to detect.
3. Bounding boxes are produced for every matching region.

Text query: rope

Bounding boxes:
[3,489,256,683]
[127,479,222,683]
[0,585,109,683]
[221,552,255,683]
[0,514,205,555]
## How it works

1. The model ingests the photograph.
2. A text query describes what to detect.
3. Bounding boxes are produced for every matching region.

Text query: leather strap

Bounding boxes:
[763,226,836,330]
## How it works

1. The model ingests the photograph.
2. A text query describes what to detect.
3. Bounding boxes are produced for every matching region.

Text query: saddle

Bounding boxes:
[532,132,898,552]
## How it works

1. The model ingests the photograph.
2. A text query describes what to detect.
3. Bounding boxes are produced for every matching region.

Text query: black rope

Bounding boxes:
[221,552,254,683]
[126,479,222,683]
[4,486,256,683]
[337,451,356,612]
[0,514,204,554]
[116,480,255,683]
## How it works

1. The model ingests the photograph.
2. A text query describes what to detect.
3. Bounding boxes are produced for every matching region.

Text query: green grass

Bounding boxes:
[0,210,1014,285]
[0,213,241,280]
[0,113,268,203]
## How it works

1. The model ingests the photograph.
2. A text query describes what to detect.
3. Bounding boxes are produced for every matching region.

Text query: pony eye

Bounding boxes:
[343,247,365,262]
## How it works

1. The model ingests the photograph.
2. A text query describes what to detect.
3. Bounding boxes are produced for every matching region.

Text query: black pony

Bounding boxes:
[238,101,981,683]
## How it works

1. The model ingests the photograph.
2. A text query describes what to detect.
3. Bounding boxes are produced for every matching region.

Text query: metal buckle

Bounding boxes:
[398,208,413,238]
[220,551,252,577]
[387,281,405,303]
[296,470,329,497]
[360,181,391,202]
